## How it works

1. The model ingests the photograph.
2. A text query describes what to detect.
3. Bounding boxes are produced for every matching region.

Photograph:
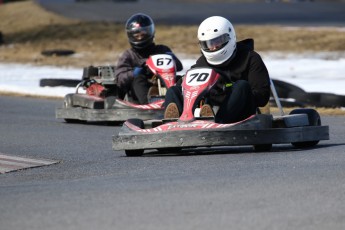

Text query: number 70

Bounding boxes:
[187,73,209,83]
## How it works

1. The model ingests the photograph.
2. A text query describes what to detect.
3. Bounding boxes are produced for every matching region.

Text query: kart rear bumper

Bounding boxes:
[56,107,163,122]
[56,94,164,122]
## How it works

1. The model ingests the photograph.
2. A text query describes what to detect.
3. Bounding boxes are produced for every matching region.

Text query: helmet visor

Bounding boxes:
[199,33,230,52]
[127,25,154,43]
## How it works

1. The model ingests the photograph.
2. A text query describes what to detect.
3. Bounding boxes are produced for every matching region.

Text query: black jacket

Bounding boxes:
[192,39,270,107]
[115,43,183,92]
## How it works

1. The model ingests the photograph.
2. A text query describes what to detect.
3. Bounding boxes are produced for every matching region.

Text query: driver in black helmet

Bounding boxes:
[115,13,183,104]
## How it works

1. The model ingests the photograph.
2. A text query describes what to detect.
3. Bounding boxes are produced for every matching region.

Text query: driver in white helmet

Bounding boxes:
[163,16,270,123]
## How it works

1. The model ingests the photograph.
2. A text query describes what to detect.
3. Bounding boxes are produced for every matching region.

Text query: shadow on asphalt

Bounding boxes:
[137,143,341,157]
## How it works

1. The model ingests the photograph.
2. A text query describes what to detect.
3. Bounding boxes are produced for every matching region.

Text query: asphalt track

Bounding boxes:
[2,1,345,229]
[36,0,345,26]
[0,95,345,229]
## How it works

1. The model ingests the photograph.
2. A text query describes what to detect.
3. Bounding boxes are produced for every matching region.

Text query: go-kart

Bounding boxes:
[112,67,329,156]
[56,54,177,123]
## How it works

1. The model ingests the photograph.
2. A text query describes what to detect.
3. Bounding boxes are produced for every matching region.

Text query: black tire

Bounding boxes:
[82,66,99,80]
[41,49,75,56]
[124,118,145,157]
[290,108,321,126]
[270,98,305,108]
[0,31,4,45]
[106,121,123,126]
[127,118,144,128]
[300,92,345,108]
[270,79,307,107]
[319,93,345,107]
[40,78,80,87]
[271,79,306,99]
[64,119,86,124]
[253,144,272,152]
[157,147,182,153]
[125,149,144,157]
[289,108,321,148]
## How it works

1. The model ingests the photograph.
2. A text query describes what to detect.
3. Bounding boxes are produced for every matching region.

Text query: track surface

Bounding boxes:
[2,2,345,229]
[0,96,345,229]
[36,0,345,25]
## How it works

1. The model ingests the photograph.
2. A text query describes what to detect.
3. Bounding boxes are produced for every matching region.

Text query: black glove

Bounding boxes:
[142,64,151,76]
[80,79,97,88]
[208,77,232,106]
[133,64,151,78]
[175,75,183,85]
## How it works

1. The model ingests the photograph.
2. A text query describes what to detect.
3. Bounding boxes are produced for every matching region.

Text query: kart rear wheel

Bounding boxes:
[253,144,272,152]
[125,149,144,157]
[290,108,321,148]
[82,66,99,80]
[271,79,306,99]
[127,118,144,129]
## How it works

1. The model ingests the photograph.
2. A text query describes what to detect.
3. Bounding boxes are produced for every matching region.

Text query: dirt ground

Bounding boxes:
[1,1,345,67]
[1,1,345,115]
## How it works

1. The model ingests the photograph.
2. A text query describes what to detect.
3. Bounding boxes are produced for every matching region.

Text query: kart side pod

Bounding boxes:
[112,69,329,156]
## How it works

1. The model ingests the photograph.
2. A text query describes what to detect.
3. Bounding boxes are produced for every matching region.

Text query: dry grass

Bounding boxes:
[1,1,345,67]
[1,1,345,115]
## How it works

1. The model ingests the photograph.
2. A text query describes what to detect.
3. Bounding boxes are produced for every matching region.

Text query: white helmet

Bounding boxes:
[198,16,236,65]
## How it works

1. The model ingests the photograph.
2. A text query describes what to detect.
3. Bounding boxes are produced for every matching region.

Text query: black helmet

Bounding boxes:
[125,13,155,49]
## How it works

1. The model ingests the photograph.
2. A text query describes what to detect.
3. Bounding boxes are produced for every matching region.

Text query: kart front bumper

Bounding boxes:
[113,115,329,151]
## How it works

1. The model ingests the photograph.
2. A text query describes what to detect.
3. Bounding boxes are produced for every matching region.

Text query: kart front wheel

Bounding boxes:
[64,118,86,124]
[125,149,144,157]
[157,148,182,153]
[253,144,272,152]
[63,94,74,108]
[127,118,144,129]
[290,108,321,148]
